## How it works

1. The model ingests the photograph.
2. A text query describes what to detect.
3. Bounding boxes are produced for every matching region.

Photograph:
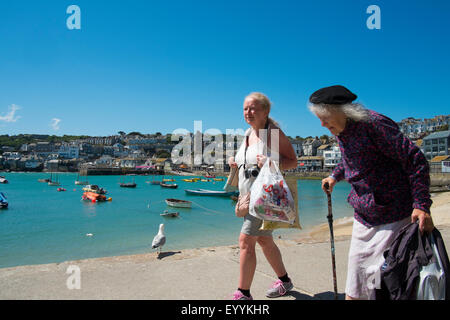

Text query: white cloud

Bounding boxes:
[51,118,61,131]
[0,104,21,122]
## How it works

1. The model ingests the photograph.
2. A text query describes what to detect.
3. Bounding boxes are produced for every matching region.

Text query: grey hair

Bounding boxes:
[308,103,370,122]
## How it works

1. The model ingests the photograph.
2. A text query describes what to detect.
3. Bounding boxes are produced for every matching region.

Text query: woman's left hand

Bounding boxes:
[411,209,434,234]
[256,154,267,168]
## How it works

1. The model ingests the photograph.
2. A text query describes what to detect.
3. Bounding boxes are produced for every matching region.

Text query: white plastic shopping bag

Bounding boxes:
[416,233,446,300]
[249,159,296,224]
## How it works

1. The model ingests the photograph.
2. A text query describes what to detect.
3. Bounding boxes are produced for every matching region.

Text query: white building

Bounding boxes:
[58,145,80,159]
[323,145,342,169]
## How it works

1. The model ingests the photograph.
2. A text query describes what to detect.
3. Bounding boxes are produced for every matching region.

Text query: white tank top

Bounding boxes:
[234,135,264,195]
[235,127,281,195]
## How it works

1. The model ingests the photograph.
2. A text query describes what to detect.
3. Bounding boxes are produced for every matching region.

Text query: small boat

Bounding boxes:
[82,184,107,194]
[47,172,60,186]
[160,183,178,189]
[213,178,224,181]
[0,176,8,184]
[146,176,161,185]
[57,187,66,192]
[75,172,89,185]
[82,192,111,203]
[185,189,239,197]
[38,178,50,183]
[120,175,136,188]
[0,192,8,209]
[162,178,175,182]
[160,210,179,218]
[204,175,215,179]
[165,198,192,208]
[146,180,161,185]
[119,182,137,188]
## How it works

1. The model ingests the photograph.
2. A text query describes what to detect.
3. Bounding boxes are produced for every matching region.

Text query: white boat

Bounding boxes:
[185,189,238,197]
[165,198,192,208]
[75,172,89,185]
[0,176,8,184]
[48,172,60,186]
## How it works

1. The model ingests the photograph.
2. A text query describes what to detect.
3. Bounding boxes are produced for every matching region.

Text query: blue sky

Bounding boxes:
[0,0,449,138]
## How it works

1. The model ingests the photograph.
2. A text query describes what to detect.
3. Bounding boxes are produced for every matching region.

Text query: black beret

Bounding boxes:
[309,85,357,105]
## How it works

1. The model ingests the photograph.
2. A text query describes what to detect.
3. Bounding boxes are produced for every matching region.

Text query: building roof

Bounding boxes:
[423,130,450,140]
[431,155,450,163]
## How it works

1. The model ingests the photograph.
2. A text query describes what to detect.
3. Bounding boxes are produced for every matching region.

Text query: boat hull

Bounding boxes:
[160,183,178,189]
[185,189,238,197]
[165,198,192,208]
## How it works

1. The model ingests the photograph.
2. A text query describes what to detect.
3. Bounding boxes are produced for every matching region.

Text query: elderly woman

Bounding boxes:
[309,85,434,300]
[228,92,297,300]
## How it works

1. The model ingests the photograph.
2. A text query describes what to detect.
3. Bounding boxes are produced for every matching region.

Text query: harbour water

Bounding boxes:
[0,172,352,269]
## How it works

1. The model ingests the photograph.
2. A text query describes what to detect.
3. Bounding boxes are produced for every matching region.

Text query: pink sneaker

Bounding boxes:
[232,290,253,300]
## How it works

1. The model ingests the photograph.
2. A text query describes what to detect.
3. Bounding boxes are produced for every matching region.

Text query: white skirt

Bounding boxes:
[345,216,410,299]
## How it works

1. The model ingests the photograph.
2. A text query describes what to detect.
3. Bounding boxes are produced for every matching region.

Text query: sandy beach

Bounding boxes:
[0,191,449,300]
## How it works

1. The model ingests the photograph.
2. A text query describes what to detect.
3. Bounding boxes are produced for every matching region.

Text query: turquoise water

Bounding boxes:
[0,172,352,268]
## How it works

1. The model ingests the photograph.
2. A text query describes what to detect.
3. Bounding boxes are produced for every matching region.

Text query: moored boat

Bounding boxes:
[82,192,111,202]
[0,192,8,208]
[0,176,8,184]
[165,198,192,208]
[160,183,178,189]
[119,182,137,188]
[160,210,179,218]
[184,189,238,197]
[82,184,107,194]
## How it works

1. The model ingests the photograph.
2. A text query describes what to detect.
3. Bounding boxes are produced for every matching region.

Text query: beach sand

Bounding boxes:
[0,191,449,300]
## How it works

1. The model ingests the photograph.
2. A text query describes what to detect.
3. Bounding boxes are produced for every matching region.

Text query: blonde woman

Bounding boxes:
[228,92,297,300]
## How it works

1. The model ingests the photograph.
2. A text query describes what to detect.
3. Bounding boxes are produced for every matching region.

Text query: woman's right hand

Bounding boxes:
[228,156,238,168]
[322,176,337,194]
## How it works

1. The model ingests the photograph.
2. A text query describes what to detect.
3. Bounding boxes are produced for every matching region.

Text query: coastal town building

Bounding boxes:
[323,145,342,170]
[421,130,450,160]
[398,115,450,139]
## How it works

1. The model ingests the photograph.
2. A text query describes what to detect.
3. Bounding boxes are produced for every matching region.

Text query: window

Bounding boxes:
[425,140,431,146]
[432,139,438,145]
[432,147,438,152]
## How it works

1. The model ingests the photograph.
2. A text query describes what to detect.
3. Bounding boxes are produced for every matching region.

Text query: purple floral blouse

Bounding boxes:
[331,110,432,227]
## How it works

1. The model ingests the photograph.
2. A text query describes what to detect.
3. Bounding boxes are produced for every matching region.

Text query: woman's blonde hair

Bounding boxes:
[245,92,279,127]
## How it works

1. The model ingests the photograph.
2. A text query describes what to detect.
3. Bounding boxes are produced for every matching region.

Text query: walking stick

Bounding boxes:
[324,182,338,300]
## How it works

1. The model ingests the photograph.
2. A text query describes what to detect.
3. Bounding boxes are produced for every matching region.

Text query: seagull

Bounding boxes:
[152,224,166,256]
